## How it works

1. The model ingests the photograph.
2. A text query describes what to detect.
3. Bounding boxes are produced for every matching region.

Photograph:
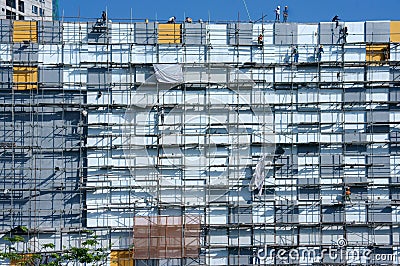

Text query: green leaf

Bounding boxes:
[0,234,108,265]
[42,243,55,249]
[82,239,98,246]
[19,226,28,233]
[4,235,25,243]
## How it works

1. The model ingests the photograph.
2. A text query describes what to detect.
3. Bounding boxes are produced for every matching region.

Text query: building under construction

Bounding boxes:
[0,18,400,265]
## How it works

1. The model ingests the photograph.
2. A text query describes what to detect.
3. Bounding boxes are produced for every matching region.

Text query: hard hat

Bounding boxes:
[278,6,280,8]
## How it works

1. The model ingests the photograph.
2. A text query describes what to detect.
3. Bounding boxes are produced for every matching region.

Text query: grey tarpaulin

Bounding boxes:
[153,64,184,83]
[250,157,266,196]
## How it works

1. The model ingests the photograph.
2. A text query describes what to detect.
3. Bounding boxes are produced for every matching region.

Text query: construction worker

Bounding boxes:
[185,17,193,23]
[332,15,340,28]
[292,45,299,63]
[167,16,176,23]
[283,6,288,22]
[382,46,389,62]
[258,34,264,46]
[159,108,165,124]
[275,6,280,22]
[339,26,348,43]
[345,187,352,202]
[102,11,107,22]
[317,45,324,61]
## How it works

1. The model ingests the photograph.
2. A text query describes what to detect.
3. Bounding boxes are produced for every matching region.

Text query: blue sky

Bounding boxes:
[59,0,400,23]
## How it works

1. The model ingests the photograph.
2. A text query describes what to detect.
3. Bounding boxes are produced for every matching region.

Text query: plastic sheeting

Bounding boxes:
[366,21,390,43]
[344,22,365,43]
[110,23,134,44]
[207,24,227,45]
[250,157,266,195]
[275,23,298,45]
[158,46,183,63]
[153,63,184,83]
[297,24,318,44]
[11,20,400,257]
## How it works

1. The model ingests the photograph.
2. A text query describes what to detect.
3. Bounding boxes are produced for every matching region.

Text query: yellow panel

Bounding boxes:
[366,44,390,62]
[391,21,400,42]
[110,250,134,266]
[13,21,37,43]
[158,24,181,44]
[13,66,38,90]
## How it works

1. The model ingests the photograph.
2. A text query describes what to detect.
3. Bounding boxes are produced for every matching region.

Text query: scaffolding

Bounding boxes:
[0,17,400,265]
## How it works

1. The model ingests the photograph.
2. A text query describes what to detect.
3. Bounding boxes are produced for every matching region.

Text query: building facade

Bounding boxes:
[0,0,52,20]
[0,19,400,265]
